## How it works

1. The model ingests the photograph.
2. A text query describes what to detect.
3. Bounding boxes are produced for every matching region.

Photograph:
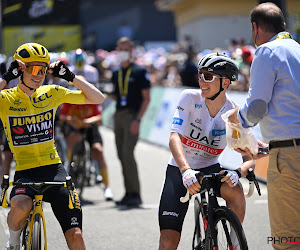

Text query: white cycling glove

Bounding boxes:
[182,169,198,188]
[226,170,240,187]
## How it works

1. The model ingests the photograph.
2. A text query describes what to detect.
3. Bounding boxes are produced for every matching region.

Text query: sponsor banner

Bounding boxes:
[3,25,81,55]
[2,0,79,26]
[139,87,165,140]
[9,108,54,146]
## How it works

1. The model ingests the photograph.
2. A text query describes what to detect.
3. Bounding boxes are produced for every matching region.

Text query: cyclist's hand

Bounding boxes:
[48,61,75,82]
[182,168,201,194]
[2,60,24,83]
[220,170,239,187]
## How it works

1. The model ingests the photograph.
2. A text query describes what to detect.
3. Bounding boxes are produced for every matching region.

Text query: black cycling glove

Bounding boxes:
[51,61,75,82]
[2,60,22,83]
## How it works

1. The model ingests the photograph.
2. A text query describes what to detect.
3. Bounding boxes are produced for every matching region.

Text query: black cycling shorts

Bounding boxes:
[158,164,223,233]
[63,123,103,146]
[10,164,82,233]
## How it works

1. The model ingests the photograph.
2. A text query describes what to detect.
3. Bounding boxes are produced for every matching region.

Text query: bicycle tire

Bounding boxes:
[69,142,87,197]
[193,196,206,250]
[31,213,42,250]
[205,207,248,250]
[20,219,30,250]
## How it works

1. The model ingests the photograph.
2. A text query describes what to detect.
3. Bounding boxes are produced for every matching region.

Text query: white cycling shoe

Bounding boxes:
[5,242,20,250]
[104,187,114,201]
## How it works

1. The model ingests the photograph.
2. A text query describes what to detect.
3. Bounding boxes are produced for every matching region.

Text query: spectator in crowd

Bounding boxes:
[227,3,300,249]
[179,49,198,88]
[108,37,151,207]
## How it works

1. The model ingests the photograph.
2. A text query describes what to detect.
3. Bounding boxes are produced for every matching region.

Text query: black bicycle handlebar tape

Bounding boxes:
[2,60,22,83]
[51,61,75,82]
[246,168,261,196]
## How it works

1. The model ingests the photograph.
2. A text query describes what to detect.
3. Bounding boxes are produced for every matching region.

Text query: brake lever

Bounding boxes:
[246,168,261,196]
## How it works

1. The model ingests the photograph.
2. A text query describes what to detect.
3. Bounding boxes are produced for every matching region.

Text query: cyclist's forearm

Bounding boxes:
[72,76,105,104]
[240,157,255,177]
[83,115,101,125]
[169,132,190,173]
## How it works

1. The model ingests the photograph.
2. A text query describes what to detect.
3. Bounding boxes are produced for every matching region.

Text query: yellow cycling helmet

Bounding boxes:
[13,42,50,65]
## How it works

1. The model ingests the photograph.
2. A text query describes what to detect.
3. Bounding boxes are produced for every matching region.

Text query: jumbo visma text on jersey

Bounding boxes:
[9,108,54,147]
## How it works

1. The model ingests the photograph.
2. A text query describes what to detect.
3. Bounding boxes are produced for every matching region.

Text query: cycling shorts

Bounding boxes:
[63,123,103,146]
[158,164,223,233]
[10,164,82,233]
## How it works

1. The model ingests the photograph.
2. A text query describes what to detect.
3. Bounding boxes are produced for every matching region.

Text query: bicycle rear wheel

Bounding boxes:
[69,142,87,197]
[193,196,206,250]
[31,214,42,250]
[206,207,248,250]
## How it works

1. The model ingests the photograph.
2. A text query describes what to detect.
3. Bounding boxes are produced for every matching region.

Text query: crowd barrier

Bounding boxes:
[101,87,268,182]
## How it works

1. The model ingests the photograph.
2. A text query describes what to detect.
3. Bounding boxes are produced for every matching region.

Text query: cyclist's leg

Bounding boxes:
[64,125,83,162]
[45,164,86,249]
[7,177,35,247]
[88,125,113,197]
[158,165,189,250]
[220,181,245,223]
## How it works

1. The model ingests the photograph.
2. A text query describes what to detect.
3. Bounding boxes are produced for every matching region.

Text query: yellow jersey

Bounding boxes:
[0,84,86,171]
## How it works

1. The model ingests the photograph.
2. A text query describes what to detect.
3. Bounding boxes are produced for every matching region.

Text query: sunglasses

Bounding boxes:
[26,65,47,76]
[198,72,223,82]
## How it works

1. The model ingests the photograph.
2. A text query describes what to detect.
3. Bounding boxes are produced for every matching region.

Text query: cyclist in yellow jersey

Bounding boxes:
[0,43,105,250]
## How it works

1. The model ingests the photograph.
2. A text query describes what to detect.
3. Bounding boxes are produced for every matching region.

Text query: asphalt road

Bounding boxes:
[0,127,272,250]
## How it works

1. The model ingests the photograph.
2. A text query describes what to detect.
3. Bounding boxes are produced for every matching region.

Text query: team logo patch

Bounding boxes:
[9,108,54,146]
[15,188,26,194]
[172,117,183,125]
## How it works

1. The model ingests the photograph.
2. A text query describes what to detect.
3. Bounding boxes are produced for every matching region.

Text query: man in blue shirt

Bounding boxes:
[228,3,300,249]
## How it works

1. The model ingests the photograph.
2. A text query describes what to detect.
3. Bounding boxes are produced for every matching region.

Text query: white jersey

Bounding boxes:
[168,89,236,169]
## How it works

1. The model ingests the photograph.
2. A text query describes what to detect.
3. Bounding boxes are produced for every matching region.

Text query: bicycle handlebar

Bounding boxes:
[0,175,76,209]
[180,172,227,203]
[180,168,261,203]
[244,168,261,197]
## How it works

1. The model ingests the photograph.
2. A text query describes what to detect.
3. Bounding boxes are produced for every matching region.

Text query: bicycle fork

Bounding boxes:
[27,194,48,250]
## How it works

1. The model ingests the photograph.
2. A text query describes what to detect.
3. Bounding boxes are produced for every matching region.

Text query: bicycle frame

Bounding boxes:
[200,176,225,249]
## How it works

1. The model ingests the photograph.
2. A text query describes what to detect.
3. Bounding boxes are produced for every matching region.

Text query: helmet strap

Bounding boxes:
[207,78,224,101]
[20,74,35,91]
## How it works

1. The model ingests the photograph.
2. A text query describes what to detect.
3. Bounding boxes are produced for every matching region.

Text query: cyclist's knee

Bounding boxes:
[65,227,84,244]
[159,229,180,250]
[10,195,32,214]
[221,183,244,202]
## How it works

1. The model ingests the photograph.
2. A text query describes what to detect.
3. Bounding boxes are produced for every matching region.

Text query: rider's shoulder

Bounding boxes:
[180,88,203,100]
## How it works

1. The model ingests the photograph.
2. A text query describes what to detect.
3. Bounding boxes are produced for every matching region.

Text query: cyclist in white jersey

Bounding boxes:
[158,53,255,249]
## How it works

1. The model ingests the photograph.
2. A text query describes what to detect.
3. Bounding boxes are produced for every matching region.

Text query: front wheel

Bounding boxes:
[193,196,206,250]
[31,214,42,250]
[206,207,248,250]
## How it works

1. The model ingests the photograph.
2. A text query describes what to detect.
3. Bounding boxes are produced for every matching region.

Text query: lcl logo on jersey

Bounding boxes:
[32,93,52,104]
[31,93,53,108]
